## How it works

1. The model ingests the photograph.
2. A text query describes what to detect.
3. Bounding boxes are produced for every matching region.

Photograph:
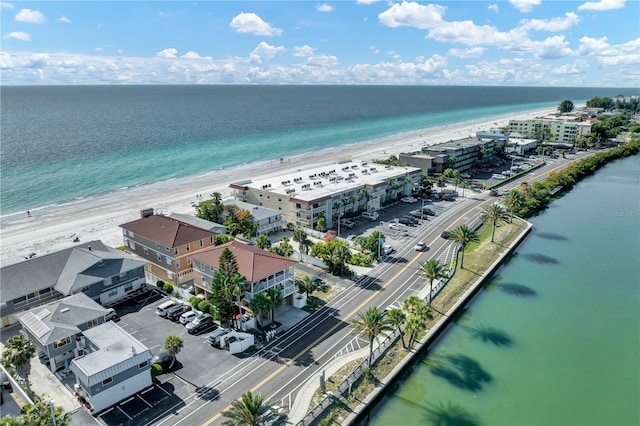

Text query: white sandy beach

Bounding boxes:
[0,107,555,267]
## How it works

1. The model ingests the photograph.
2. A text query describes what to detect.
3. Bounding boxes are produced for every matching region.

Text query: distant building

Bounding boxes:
[1,241,147,328]
[508,119,578,144]
[15,293,110,372]
[70,321,152,414]
[229,160,421,229]
[119,212,217,285]
[222,200,285,235]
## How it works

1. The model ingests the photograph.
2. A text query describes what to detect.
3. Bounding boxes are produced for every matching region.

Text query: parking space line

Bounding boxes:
[156,383,172,396]
[141,387,154,395]
[172,374,192,387]
[121,396,135,405]
[116,405,132,420]
[137,394,153,408]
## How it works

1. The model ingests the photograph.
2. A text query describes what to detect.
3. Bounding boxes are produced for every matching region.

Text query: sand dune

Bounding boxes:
[0,107,554,267]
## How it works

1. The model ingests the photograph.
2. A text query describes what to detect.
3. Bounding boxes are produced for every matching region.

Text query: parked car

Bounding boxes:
[421,207,436,216]
[151,350,175,370]
[105,308,118,322]
[340,219,355,229]
[400,197,417,204]
[361,211,379,221]
[156,300,178,317]
[167,304,192,321]
[414,241,428,251]
[398,217,415,226]
[389,223,408,232]
[441,230,451,239]
[382,244,394,255]
[402,215,419,225]
[180,310,199,325]
[186,313,214,334]
[208,327,230,347]
[410,209,424,218]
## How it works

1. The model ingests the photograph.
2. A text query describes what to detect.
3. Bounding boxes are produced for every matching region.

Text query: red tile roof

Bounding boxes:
[190,241,296,282]
[119,214,215,248]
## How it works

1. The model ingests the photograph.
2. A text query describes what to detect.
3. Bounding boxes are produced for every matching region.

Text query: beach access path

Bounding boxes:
[0,107,555,267]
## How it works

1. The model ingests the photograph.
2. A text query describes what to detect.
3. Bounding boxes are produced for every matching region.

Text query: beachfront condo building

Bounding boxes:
[119,211,217,286]
[229,161,421,229]
[508,119,579,144]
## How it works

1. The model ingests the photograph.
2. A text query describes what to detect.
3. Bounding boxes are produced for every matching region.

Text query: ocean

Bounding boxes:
[0,85,630,216]
[364,155,640,425]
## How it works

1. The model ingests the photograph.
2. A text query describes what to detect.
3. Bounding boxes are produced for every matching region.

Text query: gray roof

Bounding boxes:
[167,213,227,234]
[0,240,146,303]
[223,200,279,221]
[70,321,152,387]
[15,293,109,346]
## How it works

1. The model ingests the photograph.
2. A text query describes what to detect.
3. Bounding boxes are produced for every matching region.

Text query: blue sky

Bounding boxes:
[1,0,638,86]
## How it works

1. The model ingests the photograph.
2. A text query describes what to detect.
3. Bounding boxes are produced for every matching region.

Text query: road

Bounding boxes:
[146,152,592,426]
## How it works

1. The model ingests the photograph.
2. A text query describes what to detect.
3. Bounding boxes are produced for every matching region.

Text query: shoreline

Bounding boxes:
[0,106,555,267]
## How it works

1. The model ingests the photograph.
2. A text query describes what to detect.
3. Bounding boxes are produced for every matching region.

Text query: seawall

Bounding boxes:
[345,218,533,425]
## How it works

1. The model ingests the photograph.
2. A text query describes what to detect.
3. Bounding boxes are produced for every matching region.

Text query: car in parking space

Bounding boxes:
[186,313,214,334]
[389,223,408,232]
[382,244,394,255]
[441,230,451,239]
[414,241,428,251]
[421,207,436,216]
[400,196,417,204]
[361,211,380,221]
[340,219,355,229]
[151,350,175,370]
[208,327,231,347]
[179,310,199,325]
[166,303,192,321]
[105,308,118,322]
[402,215,419,225]
[409,209,424,218]
[398,217,415,226]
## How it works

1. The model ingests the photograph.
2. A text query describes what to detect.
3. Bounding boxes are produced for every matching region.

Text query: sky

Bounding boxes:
[1,0,638,86]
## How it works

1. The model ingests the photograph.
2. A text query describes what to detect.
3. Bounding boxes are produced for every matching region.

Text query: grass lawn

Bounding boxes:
[307,217,529,425]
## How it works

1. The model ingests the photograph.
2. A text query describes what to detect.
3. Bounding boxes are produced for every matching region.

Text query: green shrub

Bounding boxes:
[151,363,163,377]
[349,252,372,267]
[156,280,165,289]
[163,283,174,294]
[188,296,200,308]
[198,300,211,313]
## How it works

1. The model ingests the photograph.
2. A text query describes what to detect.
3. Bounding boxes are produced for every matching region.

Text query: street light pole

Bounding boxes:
[49,399,57,426]
[337,213,342,238]
[420,199,425,221]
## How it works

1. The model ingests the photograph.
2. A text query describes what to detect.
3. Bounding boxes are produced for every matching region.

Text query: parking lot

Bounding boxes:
[91,290,249,426]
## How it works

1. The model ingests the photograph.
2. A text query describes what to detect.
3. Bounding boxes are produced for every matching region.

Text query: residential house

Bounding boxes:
[190,241,297,304]
[222,200,285,235]
[168,212,228,235]
[15,293,110,372]
[70,321,153,414]
[119,212,217,286]
[0,241,147,328]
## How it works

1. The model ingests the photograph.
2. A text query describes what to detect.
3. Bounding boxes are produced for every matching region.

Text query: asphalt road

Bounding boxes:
[144,151,593,426]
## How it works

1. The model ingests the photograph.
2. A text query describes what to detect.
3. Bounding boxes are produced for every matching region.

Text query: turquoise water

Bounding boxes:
[366,155,640,426]
[1,85,628,215]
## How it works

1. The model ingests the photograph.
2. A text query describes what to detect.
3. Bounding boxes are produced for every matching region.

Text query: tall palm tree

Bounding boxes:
[349,194,359,212]
[386,308,407,348]
[221,391,276,426]
[254,234,272,250]
[358,188,373,212]
[503,188,525,223]
[1,334,36,397]
[481,203,509,242]
[402,295,433,322]
[296,275,318,298]
[351,307,393,367]
[405,315,426,350]
[266,288,284,323]
[333,200,344,217]
[249,292,272,328]
[417,259,445,305]
[450,224,479,269]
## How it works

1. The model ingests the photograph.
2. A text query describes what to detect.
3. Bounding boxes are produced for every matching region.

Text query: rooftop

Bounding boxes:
[230,160,420,203]
[119,214,216,247]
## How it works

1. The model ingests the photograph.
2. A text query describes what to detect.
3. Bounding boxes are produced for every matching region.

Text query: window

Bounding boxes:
[86,319,98,328]
[157,253,162,262]
[176,260,180,268]
[102,377,113,385]
[210,236,214,244]
[187,256,191,265]
[124,284,133,292]
[166,257,172,266]
[199,239,203,247]
[139,361,148,369]
[143,247,149,255]
[156,242,160,249]
[186,243,190,252]
[53,337,71,349]
[129,241,136,250]
[108,289,118,297]
[165,246,171,252]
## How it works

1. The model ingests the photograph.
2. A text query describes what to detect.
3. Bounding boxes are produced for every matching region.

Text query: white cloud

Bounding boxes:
[229,12,283,36]
[488,4,499,13]
[356,0,380,4]
[577,0,625,11]
[4,31,31,41]
[292,45,315,57]
[156,48,178,58]
[304,54,339,67]
[551,60,589,75]
[448,47,485,59]
[509,0,541,13]
[181,51,202,59]
[1,2,15,9]
[427,20,512,46]
[249,41,285,64]
[518,12,580,32]
[316,4,334,13]
[378,1,445,29]
[531,35,574,59]
[15,8,45,24]
[56,15,71,24]
[369,45,381,55]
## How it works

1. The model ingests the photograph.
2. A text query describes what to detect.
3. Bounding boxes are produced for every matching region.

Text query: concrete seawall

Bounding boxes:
[345,218,533,425]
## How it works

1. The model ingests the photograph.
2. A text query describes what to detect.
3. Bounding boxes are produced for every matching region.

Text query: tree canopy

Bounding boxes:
[558,99,574,113]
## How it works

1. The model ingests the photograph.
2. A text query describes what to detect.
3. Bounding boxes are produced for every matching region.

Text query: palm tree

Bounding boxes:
[351,306,393,367]
[296,275,318,298]
[266,288,284,323]
[277,237,294,258]
[386,308,407,348]
[460,180,469,198]
[450,224,479,269]
[211,191,224,222]
[503,188,525,223]
[298,234,312,262]
[403,295,433,322]
[481,203,509,242]
[405,315,426,350]
[452,177,462,194]
[333,200,344,217]
[417,259,445,305]
[249,292,272,328]
[358,188,373,212]
[1,334,36,397]
[221,391,276,426]
[291,226,307,244]
[349,194,359,212]
[164,335,183,369]
[254,234,272,250]
[21,398,72,426]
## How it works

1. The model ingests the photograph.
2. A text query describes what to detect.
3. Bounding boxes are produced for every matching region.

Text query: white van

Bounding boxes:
[362,211,379,221]
[156,300,177,317]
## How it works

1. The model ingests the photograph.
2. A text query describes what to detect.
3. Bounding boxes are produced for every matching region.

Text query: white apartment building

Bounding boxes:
[508,119,579,144]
